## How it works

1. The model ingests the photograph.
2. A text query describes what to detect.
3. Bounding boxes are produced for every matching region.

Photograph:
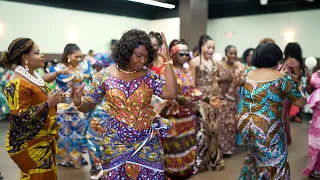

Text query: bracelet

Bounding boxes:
[74,98,84,109]
[164,59,173,65]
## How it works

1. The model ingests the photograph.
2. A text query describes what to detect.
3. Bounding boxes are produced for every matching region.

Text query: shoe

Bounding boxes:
[57,162,73,167]
[91,169,103,180]
[82,159,88,166]
[311,171,320,178]
[293,116,302,123]
[0,172,3,180]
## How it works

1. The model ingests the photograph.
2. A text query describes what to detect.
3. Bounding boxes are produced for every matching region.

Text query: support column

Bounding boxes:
[179,0,208,48]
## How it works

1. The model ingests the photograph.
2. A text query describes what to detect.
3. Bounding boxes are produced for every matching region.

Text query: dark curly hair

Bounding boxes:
[242,48,255,63]
[112,29,156,70]
[61,43,81,64]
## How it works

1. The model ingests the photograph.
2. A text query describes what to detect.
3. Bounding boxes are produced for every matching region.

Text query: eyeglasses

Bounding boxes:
[178,52,190,57]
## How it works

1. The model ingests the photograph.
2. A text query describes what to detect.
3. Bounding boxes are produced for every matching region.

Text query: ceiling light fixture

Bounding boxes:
[128,0,175,9]
[260,0,268,5]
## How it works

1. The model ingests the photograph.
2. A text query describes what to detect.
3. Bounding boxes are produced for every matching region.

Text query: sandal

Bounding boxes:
[91,169,103,180]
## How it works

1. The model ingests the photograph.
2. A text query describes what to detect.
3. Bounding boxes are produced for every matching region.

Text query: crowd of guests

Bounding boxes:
[0,29,319,180]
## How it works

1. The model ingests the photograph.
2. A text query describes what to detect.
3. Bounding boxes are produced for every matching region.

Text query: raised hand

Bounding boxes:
[70,83,85,105]
[159,32,170,62]
[58,66,72,75]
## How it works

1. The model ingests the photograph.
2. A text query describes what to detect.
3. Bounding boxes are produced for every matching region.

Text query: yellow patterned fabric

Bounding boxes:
[4,79,58,180]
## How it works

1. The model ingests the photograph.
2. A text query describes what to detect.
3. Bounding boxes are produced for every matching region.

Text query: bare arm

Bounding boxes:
[42,66,72,83]
[42,71,59,83]
[292,81,307,108]
[292,66,302,79]
[74,98,97,113]
[159,32,178,100]
[162,63,178,100]
[292,97,307,108]
[189,59,197,87]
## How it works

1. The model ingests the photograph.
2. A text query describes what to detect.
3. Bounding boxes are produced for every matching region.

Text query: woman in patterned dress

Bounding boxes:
[238,42,306,179]
[303,70,320,178]
[160,39,202,179]
[189,35,225,172]
[219,45,244,156]
[1,38,62,179]
[48,44,90,168]
[70,29,178,180]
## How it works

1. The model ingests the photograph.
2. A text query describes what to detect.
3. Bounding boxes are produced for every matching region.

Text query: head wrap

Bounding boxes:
[170,44,188,55]
[94,53,114,68]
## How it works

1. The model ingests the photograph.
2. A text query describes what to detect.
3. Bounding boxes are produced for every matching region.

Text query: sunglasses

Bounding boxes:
[178,52,190,57]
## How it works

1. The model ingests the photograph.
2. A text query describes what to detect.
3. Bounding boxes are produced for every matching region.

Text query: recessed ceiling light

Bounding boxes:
[128,0,175,9]
[260,0,268,5]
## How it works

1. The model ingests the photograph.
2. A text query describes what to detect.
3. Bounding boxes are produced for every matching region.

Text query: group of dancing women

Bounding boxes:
[7,28,320,180]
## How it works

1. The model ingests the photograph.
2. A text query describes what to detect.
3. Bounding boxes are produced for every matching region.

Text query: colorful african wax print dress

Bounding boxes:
[85,68,170,180]
[218,61,244,154]
[238,75,302,179]
[49,63,89,168]
[4,79,58,180]
[0,67,10,119]
[86,98,109,172]
[194,57,225,171]
[237,65,256,145]
[160,67,202,178]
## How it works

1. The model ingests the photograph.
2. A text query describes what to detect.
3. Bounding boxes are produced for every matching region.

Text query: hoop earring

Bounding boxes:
[25,61,29,71]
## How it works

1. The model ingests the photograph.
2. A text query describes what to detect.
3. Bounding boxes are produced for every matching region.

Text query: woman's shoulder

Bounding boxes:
[247,69,289,82]
[5,78,34,92]
[190,56,200,66]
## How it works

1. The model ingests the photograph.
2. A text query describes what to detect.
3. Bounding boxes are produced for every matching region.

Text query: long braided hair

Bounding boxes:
[1,38,34,68]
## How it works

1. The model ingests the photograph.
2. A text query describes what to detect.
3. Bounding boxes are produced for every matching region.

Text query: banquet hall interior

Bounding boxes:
[1,0,320,179]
